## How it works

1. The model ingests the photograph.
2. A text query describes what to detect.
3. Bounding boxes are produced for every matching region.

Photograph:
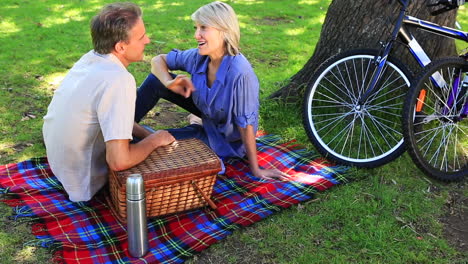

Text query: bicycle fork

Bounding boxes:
[358,5,409,105]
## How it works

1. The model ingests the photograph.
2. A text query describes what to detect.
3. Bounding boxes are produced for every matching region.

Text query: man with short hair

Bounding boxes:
[43,2,175,202]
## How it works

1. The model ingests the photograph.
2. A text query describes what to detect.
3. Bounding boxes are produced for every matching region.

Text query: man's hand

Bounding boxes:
[148,130,176,148]
[166,74,195,98]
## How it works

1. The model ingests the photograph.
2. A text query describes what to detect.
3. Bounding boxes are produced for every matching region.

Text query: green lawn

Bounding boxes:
[0,0,467,263]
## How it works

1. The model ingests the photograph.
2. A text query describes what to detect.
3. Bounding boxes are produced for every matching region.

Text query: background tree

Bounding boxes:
[270,0,459,99]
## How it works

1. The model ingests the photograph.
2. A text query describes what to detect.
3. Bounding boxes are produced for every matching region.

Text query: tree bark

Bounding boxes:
[270,0,458,100]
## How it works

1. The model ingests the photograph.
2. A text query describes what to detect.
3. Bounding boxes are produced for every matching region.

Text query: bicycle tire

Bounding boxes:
[403,57,467,181]
[302,49,412,167]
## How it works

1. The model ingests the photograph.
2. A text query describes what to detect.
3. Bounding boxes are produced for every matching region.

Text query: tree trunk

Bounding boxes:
[270,0,458,100]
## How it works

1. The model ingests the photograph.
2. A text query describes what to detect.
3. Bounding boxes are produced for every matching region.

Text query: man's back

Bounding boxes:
[43,50,136,202]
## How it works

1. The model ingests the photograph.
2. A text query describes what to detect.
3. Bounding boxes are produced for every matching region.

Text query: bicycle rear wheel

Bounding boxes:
[302,49,411,167]
[403,57,467,181]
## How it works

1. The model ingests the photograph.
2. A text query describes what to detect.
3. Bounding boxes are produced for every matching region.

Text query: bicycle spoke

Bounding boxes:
[325,115,359,148]
[313,87,353,107]
[360,115,385,155]
[344,61,358,102]
[321,74,358,104]
[367,83,407,106]
[367,99,404,112]
[330,66,359,102]
[359,57,374,98]
[314,111,353,133]
[366,68,406,104]
[364,110,400,147]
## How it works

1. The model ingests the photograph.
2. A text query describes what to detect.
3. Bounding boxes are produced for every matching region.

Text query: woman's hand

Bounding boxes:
[252,168,289,181]
[166,74,195,98]
[151,55,195,98]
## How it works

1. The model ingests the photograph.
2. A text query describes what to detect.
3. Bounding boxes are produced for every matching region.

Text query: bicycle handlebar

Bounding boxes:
[428,0,465,16]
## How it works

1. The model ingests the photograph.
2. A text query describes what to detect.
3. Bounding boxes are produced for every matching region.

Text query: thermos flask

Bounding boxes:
[126,173,148,258]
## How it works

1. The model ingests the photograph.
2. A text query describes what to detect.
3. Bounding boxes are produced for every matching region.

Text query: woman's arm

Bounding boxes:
[132,122,152,139]
[238,125,288,180]
[151,54,195,98]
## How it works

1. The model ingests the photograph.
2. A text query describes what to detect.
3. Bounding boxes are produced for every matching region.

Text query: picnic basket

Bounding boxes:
[107,138,221,223]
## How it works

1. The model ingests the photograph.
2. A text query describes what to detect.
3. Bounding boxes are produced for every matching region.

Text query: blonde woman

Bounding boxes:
[133,1,285,180]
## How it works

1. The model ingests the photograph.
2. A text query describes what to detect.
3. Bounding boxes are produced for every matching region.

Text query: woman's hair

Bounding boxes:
[90,2,142,54]
[191,1,240,56]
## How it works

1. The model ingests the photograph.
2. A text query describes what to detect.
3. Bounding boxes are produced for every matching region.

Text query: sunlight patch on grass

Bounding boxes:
[179,15,192,22]
[310,13,327,24]
[44,72,67,88]
[149,2,165,10]
[237,0,265,5]
[0,19,20,34]
[288,52,313,64]
[169,2,185,6]
[0,142,13,152]
[16,147,42,162]
[49,4,86,18]
[13,246,38,262]
[41,14,85,28]
[299,0,323,4]
[284,27,306,36]
[237,14,250,28]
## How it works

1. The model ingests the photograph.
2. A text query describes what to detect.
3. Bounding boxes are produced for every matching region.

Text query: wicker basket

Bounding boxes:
[107,138,221,223]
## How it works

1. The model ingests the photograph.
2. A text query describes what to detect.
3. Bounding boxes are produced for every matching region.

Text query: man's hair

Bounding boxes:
[191,1,240,56]
[90,2,142,54]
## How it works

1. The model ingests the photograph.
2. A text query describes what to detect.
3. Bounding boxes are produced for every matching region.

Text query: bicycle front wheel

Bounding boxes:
[303,49,411,167]
[403,57,467,181]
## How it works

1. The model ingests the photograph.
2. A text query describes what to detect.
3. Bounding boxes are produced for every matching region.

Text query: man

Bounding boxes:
[43,2,175,202]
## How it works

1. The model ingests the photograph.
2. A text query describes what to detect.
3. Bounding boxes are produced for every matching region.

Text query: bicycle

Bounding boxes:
[302,0,467,171]
[402,55,467,181]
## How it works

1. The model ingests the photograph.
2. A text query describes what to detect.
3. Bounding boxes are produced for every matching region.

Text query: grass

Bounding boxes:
[0,0,467,263]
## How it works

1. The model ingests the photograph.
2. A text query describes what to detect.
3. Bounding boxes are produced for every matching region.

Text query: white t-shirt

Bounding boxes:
[43,50,136,202]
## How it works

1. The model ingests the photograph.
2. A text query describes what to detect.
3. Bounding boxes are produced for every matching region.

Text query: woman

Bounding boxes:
[133,1,285,180]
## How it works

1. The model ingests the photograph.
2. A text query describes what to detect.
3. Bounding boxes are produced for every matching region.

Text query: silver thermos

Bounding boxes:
[126,174,148,258]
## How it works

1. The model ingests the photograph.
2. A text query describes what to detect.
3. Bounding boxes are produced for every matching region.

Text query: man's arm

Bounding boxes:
[105,130,175,171]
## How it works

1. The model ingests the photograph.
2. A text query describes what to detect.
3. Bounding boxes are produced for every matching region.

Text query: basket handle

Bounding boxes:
[191,181,217,210]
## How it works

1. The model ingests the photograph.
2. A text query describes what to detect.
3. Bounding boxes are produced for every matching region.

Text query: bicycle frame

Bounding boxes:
[402,17,468,118]
[360,0,468,117]
[401,16,468,65]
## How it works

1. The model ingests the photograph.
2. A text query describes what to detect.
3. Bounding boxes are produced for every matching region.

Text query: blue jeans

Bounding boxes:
[135,73,208,146]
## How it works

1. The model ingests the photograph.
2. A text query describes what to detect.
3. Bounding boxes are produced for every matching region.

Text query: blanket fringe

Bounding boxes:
[2,198,24,207]
[257,134,283,145]
[27,224,62,253]
[24,237,62,251]
[12,205,36,220]
[51,251,64,264]
[0,186,10,194]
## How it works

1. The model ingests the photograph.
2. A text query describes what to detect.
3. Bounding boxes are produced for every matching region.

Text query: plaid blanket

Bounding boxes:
[0,135,348,264]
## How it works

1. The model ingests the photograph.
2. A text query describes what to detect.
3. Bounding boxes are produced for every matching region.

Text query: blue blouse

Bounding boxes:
[166,48,259,158]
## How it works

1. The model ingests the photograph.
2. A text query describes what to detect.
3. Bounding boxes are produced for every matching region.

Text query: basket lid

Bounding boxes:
[114,138,221,183]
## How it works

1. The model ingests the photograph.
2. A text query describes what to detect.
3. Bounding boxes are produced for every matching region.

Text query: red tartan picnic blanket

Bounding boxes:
[0,135,348,264]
